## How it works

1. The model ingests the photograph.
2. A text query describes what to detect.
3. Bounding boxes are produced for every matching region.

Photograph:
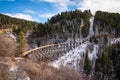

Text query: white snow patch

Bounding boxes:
[88,45,98,60]
[26,33,30,38]
[89,17,94,36]
[8,32,17,41]
[23,77,31,80]
[111,38,120,44]
[9,64,18,71]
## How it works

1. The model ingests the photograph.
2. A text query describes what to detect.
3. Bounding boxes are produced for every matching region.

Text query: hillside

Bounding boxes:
[0,13,39,34]
[29,10,92,48]
[94,11,120,37]
[49,11,120,80]
[0,10,120,80]
[0,32,85,80]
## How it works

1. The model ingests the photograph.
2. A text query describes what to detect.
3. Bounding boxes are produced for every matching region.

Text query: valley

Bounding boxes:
[0,10,120,80]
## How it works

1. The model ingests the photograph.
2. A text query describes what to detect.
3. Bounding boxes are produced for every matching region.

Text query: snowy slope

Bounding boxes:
[89,17,94,36]
[8,32,17,41]
[50,42,87,69]
[49,17,99,73]
[50,42,98,73]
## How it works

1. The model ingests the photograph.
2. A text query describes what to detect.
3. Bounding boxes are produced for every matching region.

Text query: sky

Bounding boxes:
[0,0,120,23]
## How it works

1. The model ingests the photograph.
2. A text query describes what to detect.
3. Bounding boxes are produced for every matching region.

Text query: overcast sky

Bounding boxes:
[0,0,120,23]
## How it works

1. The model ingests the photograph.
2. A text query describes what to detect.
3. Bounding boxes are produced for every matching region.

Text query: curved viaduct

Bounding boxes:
[23,38,89,62]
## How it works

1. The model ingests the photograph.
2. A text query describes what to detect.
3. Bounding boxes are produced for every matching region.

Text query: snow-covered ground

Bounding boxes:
[111,38,120,44]
[49,17,120,75]
[50,41,98,73]
[50,42,88,68]
[8,32,17,41]
[89,17,94,36]
[49,17,98,73]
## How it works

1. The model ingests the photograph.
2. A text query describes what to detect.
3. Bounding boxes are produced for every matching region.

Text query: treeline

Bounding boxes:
[0,9,92,41]
[48,9,91,24]
[0,14,39,34]
[94,11,120,37]
[94,43,120,80]
[34,10,92,42]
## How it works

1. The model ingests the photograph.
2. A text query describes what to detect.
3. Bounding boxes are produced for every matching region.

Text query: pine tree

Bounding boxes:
[101,50,111,74]
[81,25,89,38]
[104,34,108,44]
[116,63,120,80]
[94,37,98,44]
[89,37,93,43]
[83,51,91,75]
[17,31,27,54]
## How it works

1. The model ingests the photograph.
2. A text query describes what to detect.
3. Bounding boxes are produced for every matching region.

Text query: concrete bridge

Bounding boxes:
[23,38,89,62]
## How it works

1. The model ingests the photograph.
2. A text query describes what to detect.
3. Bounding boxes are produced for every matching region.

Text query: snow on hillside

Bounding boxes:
[50,41,98,73]
[49,17,98,73]
[8,32,16,41]
[50,42,87,68]
[111,38,120,44]
[89,17,94,36]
